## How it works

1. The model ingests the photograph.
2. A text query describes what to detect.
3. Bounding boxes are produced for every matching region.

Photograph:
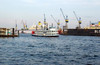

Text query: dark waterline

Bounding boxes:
[0,34,100,65]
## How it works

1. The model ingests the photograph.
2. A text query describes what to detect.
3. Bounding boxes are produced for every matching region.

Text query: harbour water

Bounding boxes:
[0,34,100,65]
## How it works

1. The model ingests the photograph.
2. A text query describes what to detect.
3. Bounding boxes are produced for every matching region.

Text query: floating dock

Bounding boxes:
[0,28,19,37]
[62,29,100,36]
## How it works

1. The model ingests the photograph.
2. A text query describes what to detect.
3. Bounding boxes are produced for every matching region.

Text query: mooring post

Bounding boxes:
[18,30,19,36]
[12,28,14,35]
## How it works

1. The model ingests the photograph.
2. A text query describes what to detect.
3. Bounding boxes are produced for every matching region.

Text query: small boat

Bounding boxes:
[19,30,33,34]
[32,27,59,37]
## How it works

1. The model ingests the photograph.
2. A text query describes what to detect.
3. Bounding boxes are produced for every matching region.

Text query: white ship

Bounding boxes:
[19,30,33,34]
[32,14,59,37]
[32,27,59,37]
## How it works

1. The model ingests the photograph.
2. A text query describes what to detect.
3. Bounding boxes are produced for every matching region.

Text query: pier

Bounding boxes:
[0,28,19,37]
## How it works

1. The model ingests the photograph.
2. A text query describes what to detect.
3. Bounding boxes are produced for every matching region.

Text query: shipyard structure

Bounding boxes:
[60,9,100,36]
[62,16,100,36]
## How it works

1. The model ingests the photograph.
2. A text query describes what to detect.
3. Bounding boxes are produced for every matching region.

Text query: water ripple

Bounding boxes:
[0,34,100,65]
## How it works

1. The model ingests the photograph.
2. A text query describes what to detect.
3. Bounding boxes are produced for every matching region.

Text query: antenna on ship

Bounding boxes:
[51,15,60,29]
[60,8,68,31]
[73,11,82,29]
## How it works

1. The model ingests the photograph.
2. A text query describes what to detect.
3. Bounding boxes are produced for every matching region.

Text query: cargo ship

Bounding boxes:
[63,28,100,36]
[61,17,100,36]
[60,9,100,36]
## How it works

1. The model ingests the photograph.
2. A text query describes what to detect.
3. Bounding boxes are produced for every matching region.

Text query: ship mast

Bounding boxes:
[73,11,82,29]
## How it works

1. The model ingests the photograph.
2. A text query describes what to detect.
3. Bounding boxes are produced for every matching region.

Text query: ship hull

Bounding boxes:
[32,28,59,37]
[62,29,100,36]
[32,30,59,37]
[32,34,59,37]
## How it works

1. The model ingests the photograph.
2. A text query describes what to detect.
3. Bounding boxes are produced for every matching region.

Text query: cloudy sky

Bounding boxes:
[0,0,100,29]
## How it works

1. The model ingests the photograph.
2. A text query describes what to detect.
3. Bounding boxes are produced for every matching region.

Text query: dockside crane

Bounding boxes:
[73,11,82,29]
[21,20,27,30]
[44,14,46,25]
[25,21,28,29]
[60,8,69,30]
[44,14,48,30]
[15,20,17,30]
[51,15,60,29]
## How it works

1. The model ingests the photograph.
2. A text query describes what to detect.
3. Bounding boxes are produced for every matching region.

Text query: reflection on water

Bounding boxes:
[0,34,100,65]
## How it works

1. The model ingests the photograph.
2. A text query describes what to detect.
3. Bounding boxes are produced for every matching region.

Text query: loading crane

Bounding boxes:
[44,14,46,25]
[15,20,17,30]
[51,15,60,29]
[44,14,48,30]
[60,8,68,30]
[73,11,82,29]
[21,20,27,30]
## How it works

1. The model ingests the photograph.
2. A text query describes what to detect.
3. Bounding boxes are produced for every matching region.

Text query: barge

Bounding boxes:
[62,29,100,36]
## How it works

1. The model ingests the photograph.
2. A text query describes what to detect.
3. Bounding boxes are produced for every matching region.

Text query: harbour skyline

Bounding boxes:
[0,0,100,29]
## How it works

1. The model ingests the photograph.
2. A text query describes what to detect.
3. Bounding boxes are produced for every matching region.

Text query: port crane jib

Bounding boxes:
[73,11,82,29]
[60,8,68,30]
[51,15,60,29]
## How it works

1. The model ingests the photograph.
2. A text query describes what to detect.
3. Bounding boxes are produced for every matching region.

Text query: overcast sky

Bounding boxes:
[0,0,100,29]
